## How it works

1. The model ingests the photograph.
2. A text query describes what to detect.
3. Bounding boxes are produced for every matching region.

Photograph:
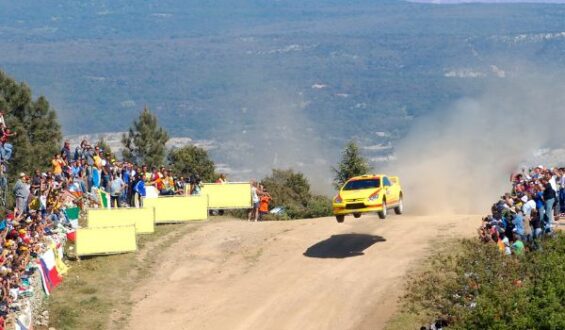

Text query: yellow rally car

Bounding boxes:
[332,174,403,223]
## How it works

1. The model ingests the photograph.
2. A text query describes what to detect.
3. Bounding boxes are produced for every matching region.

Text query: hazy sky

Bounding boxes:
[409,0,565,3]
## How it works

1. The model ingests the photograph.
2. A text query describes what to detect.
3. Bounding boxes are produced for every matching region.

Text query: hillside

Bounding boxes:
[2,0,565,183]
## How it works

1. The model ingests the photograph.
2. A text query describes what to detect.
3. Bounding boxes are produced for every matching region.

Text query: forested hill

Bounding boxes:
[1,0,565,180]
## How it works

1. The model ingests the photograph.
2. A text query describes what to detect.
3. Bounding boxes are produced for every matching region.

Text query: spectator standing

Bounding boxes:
[512,210,525,241]
[259,189,272,221]
[132,173,146,207]
[51,154,65,180]
[13,173,30,216]
[560,168,565,215]
[30,169,42,195]
[248,180,261,222]
[60,141,72,162]
[542,178,556,232]
[108,174,126,208]
[90,165,101,190]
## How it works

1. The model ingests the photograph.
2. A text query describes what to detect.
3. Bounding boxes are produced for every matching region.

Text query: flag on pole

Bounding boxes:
[64,207,80,229]
[37,249,63,296]
[98,189,111,209]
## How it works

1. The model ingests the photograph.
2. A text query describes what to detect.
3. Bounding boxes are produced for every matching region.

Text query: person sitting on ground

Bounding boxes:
[497,232,511,256]
[511,234,525,256]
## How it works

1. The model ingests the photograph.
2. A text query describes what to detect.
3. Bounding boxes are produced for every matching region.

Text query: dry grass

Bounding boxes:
[47,221,203,330]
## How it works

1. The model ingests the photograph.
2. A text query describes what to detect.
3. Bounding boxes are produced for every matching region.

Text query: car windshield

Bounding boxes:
[343,179,380,190]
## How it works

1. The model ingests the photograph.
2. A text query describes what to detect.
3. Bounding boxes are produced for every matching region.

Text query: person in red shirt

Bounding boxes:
[0,125,16,162]
[215,173,227,184]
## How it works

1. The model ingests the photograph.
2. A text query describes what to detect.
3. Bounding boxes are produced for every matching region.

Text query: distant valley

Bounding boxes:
[2,0,565,187]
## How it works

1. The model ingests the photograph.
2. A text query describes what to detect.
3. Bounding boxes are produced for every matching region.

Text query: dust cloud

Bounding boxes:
[219,87,333,194]
[387,72,565,214]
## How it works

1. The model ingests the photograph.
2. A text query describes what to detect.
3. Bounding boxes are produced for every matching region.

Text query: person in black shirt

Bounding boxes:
[541,178,556,231]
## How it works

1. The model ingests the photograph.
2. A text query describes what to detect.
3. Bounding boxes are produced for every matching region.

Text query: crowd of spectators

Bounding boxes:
[0,125,77,328]
[478,166,564,255]
[0,137,216,328]
[48,139,208,208]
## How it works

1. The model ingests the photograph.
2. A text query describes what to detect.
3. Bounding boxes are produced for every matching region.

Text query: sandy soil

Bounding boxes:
[127,213,479,330]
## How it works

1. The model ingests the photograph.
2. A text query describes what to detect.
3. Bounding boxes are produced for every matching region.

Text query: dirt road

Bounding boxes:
[127,214,479,330]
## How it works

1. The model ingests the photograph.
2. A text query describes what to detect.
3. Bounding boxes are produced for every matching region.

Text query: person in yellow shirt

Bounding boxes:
[159,170,175,196]
[51,154,65,179]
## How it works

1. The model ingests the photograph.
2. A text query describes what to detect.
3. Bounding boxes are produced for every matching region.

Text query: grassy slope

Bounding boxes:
[47,222,202,330]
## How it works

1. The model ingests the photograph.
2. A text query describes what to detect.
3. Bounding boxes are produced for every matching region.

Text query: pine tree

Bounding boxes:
[168,145,216,182]
[0,71,62,176]
[121,106,169,167]
[332,140,371,189]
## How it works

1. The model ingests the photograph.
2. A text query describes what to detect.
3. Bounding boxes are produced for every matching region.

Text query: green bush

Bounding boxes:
[303,195,333,218]
[260,169,332,220]
[399,233,565,329]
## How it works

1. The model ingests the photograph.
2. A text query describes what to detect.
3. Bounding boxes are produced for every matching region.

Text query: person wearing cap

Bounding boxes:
[13,173,30,216]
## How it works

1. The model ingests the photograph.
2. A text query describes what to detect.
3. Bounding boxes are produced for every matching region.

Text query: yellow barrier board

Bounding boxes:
[87,208,155,234]
[201,183,252,209]
[143,195,208,223]
[76,225,137,256]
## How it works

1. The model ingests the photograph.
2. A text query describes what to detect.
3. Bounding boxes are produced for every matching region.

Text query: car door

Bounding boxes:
[383,176,395,204]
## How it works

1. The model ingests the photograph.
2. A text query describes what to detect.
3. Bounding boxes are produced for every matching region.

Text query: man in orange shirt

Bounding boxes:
[258,188,272,221]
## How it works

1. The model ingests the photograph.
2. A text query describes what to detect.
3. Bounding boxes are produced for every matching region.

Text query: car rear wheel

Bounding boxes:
[378,201,387,219]
[336,215,345,223]
[353,213,361,218]
[394,197,404,215]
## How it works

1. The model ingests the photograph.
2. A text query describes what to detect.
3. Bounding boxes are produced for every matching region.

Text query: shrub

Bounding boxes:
[397,233,565,329]
[260,169,332,220]
[303,195,333,218]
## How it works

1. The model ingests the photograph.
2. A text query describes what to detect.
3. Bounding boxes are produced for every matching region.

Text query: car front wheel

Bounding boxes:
[378,201,387,219]
[336,215,345,223]
[394,197,403,215]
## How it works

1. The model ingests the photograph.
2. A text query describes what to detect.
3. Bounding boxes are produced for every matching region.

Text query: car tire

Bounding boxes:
[378,201,387,219]
[394,196,403,215]
[336,215,345,223]
[353,213,361,219]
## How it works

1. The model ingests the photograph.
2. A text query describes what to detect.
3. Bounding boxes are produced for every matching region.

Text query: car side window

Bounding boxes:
[383,177,391,187]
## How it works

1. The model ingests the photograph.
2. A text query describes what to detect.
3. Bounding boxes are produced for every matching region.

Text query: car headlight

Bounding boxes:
[368,194,379,201]
[334,195,342,203]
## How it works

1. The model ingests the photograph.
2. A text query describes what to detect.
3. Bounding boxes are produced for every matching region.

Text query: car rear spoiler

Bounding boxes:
[389,176,400,185]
